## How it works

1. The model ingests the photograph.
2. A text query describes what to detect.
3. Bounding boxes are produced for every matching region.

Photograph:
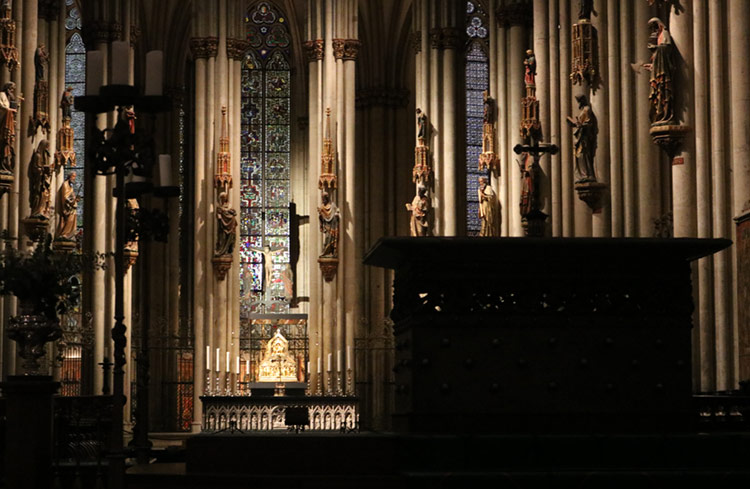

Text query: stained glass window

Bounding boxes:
[65,16,85,236]
[241,2,292,316]
[465,1,489,235]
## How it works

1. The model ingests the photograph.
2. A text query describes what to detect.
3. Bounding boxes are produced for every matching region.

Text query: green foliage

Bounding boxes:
[0,235,96,320]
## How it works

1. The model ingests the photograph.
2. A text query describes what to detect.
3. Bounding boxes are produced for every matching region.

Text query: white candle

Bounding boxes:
[245,359,250,376]
[337,350,342,371]
[206,346,210,370]
[226,351,230,373]
[144,50,163,96]
[158,154,172,187]
[215,348,220,372]
[327,353,332,372]
[347,346,352,370]
[307,361,310,374]
[317,357,321,374]
[236,356,240,374]
[110,41,130,85]
[85,51,103,95]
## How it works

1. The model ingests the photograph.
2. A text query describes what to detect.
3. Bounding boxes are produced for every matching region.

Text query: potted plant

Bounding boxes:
[0,234,83,374]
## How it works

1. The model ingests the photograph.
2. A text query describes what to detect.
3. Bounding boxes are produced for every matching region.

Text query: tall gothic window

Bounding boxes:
[240,2,292,316]
[59,0,86,397]
[465,0,489,236]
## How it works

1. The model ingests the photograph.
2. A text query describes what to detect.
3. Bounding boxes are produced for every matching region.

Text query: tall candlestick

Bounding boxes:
[206,346,210,370]
[85,51,103,95]
[158,154,172,187]
[337,350,342,371]
[144,50,164,96]
[215,348,220,372]
[327,353,332,372]
[110,41,130,85]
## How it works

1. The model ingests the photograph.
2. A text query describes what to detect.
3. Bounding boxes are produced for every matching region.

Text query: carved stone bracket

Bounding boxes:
[413,144,431,184]
[522,209,547,238]
[226,38,250,61]
[190,37,219,59]
[0,173,13,198]
[574,180,607,211]
[52,237,76,253]
[303,40,324,62]
[496,2,533,27]
[124,248,139,271]
[318,256,338,282]
[650,124,690,157]
[21,215,49,244]
[212,254,233,281]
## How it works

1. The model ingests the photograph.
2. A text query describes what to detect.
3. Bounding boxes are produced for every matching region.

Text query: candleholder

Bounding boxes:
[205,370,212,396]
[326,371,332,395]
[215,373,221,395]
[346,368,353,395]
[225,373,232,396]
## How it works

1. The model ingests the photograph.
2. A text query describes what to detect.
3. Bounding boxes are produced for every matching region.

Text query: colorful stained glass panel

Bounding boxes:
[265,209,289,235]
[265,71,290,97]
[242,153,263,180]
[265,180,289,208]
[265,98,289,125]
[265,154,289,180]
[241,180,262,208]
[265,126,289,152]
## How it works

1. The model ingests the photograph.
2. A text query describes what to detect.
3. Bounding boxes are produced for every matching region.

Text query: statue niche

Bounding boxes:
[258,330,298,382]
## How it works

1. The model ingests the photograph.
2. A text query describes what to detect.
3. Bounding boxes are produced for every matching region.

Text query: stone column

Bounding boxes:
[708,0,733,392]
[692,0,716,391]
[441,22,460,236]
[547,0,561,236]
[634,0,660,236]
[190,36,208,428]
[590,0,610,237]
[729,0,750,384]
[533,0,550,235]
[428,23,442,234]
[606,0,622,237]
[493,4,508,235]
[619,0,636,237]
[558,0,573,237]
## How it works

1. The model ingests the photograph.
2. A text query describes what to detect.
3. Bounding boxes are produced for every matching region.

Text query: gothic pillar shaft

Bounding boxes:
[441,42,457,236]
[559,0,573,237]
[619,0,635,236]
[590,0,610,237]
[508,22,525,236]
[494,13,508,235]
[548,0,561,236]
[606,0,622,237]
[533,0,550,235]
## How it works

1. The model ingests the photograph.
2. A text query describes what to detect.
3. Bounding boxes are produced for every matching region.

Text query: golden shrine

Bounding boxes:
[258,330,298,382]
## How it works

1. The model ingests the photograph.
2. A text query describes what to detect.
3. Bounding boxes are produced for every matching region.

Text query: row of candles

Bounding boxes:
[204,346,353,374]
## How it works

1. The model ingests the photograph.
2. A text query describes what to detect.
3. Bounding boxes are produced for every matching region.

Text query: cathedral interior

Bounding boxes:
[1,0,750,487]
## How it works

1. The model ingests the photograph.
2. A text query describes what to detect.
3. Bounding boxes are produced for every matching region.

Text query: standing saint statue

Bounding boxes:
[318,191,340,258]
[406,184,430,237]
[215,191,238,256]
[644,17,674,125]
[524,49,536,86]
[519,152,538,217]
[60,86,73,121]
[566,94,598,182]
[55,172,79,240]
[0,81,18,174]
[34,43,48,81]
[416,108,428,142]
[478,176,499,237]
[28,139,52,217]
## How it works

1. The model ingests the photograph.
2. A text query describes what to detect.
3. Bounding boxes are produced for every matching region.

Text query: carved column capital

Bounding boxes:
[303,39,325,61]
[129,25,141,48]
[333,39,360,60]
[411,30,422,54]
[496,2,533,27]
[82,21,111,49]
[226,38,249,61]
[355,86,410,109]
[109,22,123,42]
[440,27,461,49]
[429,28,442,49]
[190,37,219,59]
[38,0,59,21]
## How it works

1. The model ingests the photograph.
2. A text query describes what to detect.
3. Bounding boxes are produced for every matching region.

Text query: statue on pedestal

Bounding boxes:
[567,94,598,183]
[406,184,430,237]
[60,86,73,121]
[644,17,674,126]
[215,191,237,257]
[519,152,538,218]
[524,49,536,87]
[27,139,52,218]
[29,43,50,136]
[54,172,79,241]
[478,177,499,237]
[0,81,18,174]
[318,191,340,258]
[416,107,428,143]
